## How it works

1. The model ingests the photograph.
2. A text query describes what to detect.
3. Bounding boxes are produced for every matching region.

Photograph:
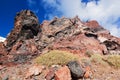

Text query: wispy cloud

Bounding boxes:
[0,36,6,42]
[27,0,120,37]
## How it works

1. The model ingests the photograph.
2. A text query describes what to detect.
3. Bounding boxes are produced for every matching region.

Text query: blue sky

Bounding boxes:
[0,0,120,38]
[0,0,43,37]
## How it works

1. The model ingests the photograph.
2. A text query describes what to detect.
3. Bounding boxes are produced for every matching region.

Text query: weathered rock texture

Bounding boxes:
[67,61,85,79]
[6,10,40,50]
[0,10,120,64]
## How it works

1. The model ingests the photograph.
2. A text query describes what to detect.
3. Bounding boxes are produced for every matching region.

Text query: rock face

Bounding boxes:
[0,42,8,56]
[1,9,120,80]
[5,10,40,49]
[1,10,120,64]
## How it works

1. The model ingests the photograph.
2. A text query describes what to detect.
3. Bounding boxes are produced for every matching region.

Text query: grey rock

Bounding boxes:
[67,61,85,79]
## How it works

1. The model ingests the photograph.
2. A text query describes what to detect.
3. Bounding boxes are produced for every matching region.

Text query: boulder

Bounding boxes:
[45,67,58,80]
[25,64,44,78]
[55,66,71,80]
[84,66,92,78]
[84,20,100,28]
[67,61,85,79]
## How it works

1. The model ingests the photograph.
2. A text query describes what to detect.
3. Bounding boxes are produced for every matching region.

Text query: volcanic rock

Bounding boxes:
[25,64,44,78]
[0,10,120,65]
[55,66,71,80]
[5,10,40,50]
[52,33,108,56]
[45,66,58,80]
[1,10,120,80]
[0,42,8,64]
[0,42,8,56]
[67,61,85,79]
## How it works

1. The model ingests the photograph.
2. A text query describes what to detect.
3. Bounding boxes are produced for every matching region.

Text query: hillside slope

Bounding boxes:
[0,10,120,80]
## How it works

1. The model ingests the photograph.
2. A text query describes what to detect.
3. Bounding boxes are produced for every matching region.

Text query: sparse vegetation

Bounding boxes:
[103,55,120,68]
[34,50,79,66]
[85,50,94,57]
[90,54,105,64]
[87,52,120,68]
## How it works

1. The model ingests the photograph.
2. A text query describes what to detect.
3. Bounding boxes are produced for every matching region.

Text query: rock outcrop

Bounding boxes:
[5,10,40,50]
[0,10,120,64]
[0,10,120,80]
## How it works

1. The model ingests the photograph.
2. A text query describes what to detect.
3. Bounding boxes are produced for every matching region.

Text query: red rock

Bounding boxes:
[84,66,92,78]
[25,64,44,78]
[10,39,38,55]
[45,67,58,80]
[55,66,71,80]
[5,10,40,49]
[52,34,107,56]
[0,65,5,70]
[1,10,120,66]
[84,20,100,28]
[0,42,8,56]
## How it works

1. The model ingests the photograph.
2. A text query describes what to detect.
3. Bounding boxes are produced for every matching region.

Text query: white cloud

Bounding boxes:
[0,36,6,42]
[42,0,120,37]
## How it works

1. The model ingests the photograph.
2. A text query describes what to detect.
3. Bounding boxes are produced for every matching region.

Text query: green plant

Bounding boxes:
[34,50,79,66]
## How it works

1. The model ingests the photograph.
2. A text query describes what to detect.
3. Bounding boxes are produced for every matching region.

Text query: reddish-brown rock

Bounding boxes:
[45,67,58,80]
[0,42,8,56]
[1,10,120,80]
[10,39,38,55]
[1,10,120,65]
[25,64,44,78]
[52,34,107,56]
[55,66,71,80]
[84,20,100,28]
[5,10,40,49]
[84,66,92,78]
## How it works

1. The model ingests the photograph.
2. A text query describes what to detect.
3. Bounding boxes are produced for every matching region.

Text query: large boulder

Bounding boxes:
[67,61,85,79]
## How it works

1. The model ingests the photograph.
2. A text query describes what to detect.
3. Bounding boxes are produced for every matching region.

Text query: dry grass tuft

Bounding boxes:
[103,55,120,68]
[34,50,79,66]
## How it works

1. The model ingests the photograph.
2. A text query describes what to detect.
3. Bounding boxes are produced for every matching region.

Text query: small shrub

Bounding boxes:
[34,50,79,66]
[103,55,120,68]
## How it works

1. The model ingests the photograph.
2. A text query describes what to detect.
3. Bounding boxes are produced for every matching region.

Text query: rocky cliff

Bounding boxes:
[0,10,120,64]
[0,10,120,80]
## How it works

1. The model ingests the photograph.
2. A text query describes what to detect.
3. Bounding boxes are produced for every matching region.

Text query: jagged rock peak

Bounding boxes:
[6,10,40,48]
